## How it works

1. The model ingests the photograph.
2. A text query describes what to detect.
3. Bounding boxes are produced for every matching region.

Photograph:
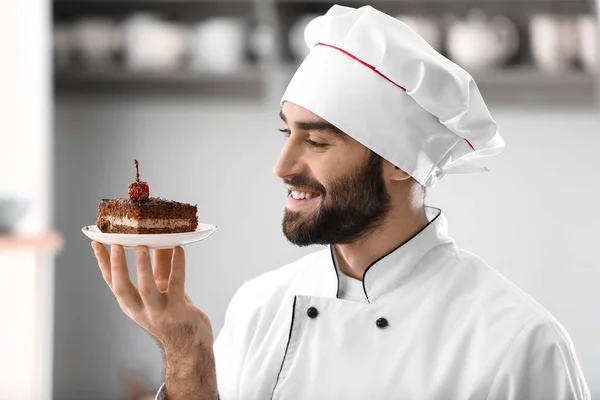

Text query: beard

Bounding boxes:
[282,151,391,246]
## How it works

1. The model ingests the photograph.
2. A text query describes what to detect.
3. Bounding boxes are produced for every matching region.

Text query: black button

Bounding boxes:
[307,306,319,319]
[376,317,389,328]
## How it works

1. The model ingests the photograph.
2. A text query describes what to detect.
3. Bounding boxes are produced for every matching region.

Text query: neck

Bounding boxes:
[332,203,429,281]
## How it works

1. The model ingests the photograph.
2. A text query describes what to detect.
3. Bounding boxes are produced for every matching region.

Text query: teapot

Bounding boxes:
[122,14,189,71]
[72,18,122,67]
[189,18,247,73]
[447,10,519,70]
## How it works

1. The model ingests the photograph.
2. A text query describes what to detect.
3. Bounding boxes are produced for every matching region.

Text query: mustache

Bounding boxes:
[284,175,326,194]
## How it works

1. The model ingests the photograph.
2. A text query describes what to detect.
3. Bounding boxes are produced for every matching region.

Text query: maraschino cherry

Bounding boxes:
[128,159,150,201]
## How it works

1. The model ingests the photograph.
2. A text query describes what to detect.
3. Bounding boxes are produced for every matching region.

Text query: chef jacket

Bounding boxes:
[155,207,589,400]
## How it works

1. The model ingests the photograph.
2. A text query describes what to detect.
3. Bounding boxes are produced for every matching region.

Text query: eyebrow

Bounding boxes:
[279,110,346,140]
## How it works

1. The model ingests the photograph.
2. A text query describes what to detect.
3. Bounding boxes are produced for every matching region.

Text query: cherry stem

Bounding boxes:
[134,159,140,182]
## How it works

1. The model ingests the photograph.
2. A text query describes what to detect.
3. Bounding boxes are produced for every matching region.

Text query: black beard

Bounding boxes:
[282,152,391,246]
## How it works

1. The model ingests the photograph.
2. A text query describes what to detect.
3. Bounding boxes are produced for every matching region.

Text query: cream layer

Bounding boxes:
[105,216,193,229]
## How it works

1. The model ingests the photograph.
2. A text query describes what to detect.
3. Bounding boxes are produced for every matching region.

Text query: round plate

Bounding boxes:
[81,223,217,249]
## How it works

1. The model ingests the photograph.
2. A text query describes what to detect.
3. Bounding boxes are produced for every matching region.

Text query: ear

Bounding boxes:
[383,159,412,182]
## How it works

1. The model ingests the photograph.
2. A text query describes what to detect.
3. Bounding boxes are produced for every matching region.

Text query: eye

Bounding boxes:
[305,139,328,148]
[279,128,328,148]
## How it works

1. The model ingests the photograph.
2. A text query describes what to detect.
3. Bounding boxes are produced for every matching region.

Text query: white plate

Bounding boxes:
[81,223,217,249]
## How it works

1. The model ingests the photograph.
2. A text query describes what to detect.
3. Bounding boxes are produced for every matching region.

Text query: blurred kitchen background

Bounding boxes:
[1,0,599,398]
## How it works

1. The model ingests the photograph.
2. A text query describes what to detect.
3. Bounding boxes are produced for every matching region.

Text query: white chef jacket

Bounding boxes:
[156,207,589,400]
[334,260,369,303]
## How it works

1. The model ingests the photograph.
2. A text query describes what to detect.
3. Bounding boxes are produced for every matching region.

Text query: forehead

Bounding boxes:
[281,101,327,122]
[280,102,370,157]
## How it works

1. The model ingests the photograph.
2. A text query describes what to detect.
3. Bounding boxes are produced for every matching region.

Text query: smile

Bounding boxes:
[286,190,321,210]
[290,190,320,200]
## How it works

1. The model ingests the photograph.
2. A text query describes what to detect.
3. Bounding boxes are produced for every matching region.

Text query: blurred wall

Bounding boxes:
[54,96,600,399]
[0,0,54,399]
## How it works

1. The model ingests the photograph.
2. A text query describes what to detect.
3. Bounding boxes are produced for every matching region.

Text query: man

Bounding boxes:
[92,5,590,400]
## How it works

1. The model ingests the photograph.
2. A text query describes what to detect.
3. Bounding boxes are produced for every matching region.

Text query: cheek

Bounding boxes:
[309,162,341,192]
[307,148,354,180]
[306,144,367,191]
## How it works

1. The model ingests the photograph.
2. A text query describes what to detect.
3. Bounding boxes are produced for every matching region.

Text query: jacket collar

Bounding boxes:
[325,206,455,303]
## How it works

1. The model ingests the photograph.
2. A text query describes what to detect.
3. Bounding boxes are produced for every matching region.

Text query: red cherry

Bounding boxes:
[128,181,150,201]
[128,160,150,201]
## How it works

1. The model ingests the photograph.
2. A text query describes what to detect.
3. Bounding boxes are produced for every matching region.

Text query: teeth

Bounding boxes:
[291,191,317,200]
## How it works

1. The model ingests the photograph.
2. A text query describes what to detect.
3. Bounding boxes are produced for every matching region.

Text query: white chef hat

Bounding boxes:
[281,5,505,188]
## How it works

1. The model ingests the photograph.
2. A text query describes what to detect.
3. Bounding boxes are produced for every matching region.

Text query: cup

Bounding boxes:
[446,10,519,70]
[576,15,598,72]
[72,17,121,67]
[122,14,189,71]
[188,18,247,73]
[248,23,276,61]
[0,197,29,234]
[530,14,578,72]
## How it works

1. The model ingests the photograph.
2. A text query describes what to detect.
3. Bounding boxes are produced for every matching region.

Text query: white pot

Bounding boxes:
[447,10,519,70]
[122,14,189,71]
[72,17,121,67]
[188,18,247,73]
[530,14,578,72]
[576,15,598,72]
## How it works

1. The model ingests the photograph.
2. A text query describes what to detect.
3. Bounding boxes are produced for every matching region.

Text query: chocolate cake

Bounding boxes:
[97,197,198,234]
[96,160,199,234]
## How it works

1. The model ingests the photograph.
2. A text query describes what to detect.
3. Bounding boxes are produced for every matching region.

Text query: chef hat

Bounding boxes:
[281,5,505,188]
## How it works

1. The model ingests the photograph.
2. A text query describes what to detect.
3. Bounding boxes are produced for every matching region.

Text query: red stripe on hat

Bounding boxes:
[315,42,476,152]
[315,42,406,91]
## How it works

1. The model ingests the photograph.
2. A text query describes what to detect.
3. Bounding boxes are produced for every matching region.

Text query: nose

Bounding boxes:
[273,137,303,179]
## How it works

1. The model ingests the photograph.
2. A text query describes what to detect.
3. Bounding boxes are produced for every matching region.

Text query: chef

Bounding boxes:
[91,4,590,400]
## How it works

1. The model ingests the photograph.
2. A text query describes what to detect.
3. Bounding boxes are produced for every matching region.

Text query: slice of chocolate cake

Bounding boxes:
[96,160,199,234]
[97,197,198,234]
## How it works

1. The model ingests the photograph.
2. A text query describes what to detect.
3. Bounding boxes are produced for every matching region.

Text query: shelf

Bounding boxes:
[274,0,595,15]
[53,0,255,20]
[469,67,594,86]
[275,0,590,3]
[54,66,265,97]
[470,67,596,106]
[55,64,596,104]
[54,0,250,2]
[278,64,596,106]
[0,231,64,254]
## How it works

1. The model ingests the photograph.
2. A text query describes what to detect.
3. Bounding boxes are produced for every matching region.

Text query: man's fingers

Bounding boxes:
[168,246,186,299]
[153,248,173,291]
[92,241,112,289]
[136,246,163,310]
[110,245,143,311]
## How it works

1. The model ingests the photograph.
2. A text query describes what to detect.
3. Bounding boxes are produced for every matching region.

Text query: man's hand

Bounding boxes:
[91,242,218,400]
